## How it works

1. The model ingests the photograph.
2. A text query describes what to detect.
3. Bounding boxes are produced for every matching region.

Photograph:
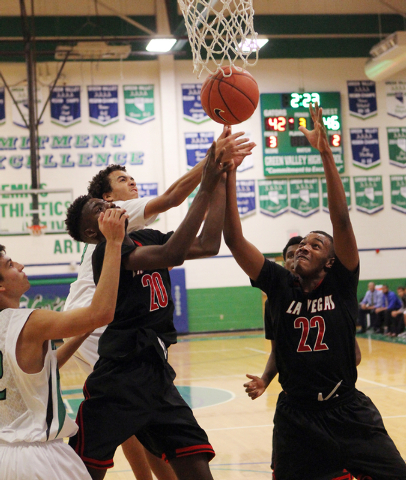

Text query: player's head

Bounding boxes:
[0,245,30,306]
[88,165,138,202]
[294,230,335,278]
[282,236,303,274]
[65,195,119,244]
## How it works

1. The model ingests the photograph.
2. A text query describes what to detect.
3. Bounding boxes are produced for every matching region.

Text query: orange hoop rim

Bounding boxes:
[27,225,47,236]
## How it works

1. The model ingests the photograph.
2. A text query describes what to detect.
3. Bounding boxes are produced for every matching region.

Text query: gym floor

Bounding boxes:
[60,332,406,479]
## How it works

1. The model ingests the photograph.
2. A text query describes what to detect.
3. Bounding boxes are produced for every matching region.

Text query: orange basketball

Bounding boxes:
[200,66,259,125]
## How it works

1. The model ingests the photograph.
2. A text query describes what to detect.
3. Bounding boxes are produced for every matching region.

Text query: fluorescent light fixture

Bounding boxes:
[240,38,269,53]
[55,42,131,60]
[146,39,177,53]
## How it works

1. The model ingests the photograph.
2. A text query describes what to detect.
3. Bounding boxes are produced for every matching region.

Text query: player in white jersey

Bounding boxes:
[0,208,127,480]
[64,127,255,480]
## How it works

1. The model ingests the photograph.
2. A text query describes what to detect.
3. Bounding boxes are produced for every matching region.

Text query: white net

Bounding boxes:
[178,0,259,78]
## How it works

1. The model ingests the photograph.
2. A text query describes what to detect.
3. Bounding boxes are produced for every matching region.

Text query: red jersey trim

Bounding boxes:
[162,444,215,462]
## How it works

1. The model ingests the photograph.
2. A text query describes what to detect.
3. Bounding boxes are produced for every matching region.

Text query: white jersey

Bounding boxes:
[64,197,157,373]
[0,308,77,443]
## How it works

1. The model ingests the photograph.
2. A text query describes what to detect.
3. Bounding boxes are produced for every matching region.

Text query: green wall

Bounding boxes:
[187,286,263,333]
[357,278,406,301]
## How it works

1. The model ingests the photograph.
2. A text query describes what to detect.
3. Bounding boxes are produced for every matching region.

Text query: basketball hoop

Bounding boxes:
[178,0,259,78]
[27,225,47,236]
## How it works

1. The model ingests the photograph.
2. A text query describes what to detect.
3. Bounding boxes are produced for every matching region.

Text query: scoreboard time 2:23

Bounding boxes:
[260,92,344,176]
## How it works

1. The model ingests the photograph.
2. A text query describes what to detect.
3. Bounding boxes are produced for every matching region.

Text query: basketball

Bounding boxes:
[200,66,259,125]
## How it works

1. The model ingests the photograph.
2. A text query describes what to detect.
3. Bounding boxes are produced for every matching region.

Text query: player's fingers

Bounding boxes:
[298,126,309,136]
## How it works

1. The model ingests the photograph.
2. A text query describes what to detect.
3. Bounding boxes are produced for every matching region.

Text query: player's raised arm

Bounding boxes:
[123,142,232,272]
[143,125,254,218]
[299,104,358,272]
[223,167,265,281]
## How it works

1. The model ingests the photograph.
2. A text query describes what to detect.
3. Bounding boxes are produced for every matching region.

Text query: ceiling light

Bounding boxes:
[55,42,131,60]
[240,38,269,53]
[146,39,177,53]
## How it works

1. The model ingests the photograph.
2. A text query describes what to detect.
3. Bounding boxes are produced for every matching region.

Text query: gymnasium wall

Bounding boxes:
[1,57,405,331]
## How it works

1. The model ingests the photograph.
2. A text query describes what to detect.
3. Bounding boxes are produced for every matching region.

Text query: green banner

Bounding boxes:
[321,176,351,212]
[387,127,406,168]
[289,178,320,217]
[353,176,383,214]
[390,175,406,214]
[123,85,155,124]
[258,179,288,217]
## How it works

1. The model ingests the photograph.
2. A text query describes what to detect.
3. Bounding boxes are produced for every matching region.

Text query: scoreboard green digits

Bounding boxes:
[261,92,344,176]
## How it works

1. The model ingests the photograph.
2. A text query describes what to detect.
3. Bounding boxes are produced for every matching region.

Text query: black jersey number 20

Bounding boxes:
[0,351,6,400]
[294,316,329,353]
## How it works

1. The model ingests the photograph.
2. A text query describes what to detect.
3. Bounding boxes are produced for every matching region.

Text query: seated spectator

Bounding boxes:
[391,286,406,338]
[357,282,382,333]
[375,285,403,336]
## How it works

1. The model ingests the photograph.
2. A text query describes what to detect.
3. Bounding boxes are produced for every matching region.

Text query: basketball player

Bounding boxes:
[224,104,406,479]
[0,208,127,480]
[65,143,230,480]
[245,234,359,480]
[64,126,254,480]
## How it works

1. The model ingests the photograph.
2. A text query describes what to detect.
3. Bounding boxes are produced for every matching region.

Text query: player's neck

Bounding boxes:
[299,271,327,293]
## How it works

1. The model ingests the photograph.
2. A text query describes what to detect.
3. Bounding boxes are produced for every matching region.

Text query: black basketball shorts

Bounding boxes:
[272,389,406,480]
[69,356,215,469]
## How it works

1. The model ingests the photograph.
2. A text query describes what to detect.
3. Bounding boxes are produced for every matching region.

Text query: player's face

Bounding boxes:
[284,244,300,274]
[82,198,118,241]
[0,253,30,297]
[106,170,138,202]
[294,233,334,278]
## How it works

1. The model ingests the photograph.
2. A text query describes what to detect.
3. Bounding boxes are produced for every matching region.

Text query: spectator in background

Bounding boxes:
[357,282,382,334]
[391,286,406,338]
[375,285,403,336]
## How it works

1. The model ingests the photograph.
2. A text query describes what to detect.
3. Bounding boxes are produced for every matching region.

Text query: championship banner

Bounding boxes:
[258,179,288,217]
[390,175,406,214]
[236,180,256,218]
[182,84,209,124]
[289,178,319,217]
[321,176,351,213]
[386,81,406,119]
[387,127,406,168]
[123,85,155,124]
[137,182,158,198]
[185,132,214,169]
[347,80,377,119]
[0,87,5,125]
[350,128,380,169]
[50,86,81,127]
[87,85,118,126]
[11,86,43,128]
[353,176,383,214]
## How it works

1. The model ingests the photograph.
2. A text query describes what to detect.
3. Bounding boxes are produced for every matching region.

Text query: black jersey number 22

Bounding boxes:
[294,316,328,353]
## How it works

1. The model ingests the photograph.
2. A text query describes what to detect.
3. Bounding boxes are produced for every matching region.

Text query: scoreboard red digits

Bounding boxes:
[265,116,287,132]
[266,136,278,148]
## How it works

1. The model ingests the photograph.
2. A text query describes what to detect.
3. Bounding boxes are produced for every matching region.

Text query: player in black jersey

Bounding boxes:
[224,104,406,480]
[65,143,231,480]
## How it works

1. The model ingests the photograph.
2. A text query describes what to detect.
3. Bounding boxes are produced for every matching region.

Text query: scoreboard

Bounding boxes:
[261,92,344,176]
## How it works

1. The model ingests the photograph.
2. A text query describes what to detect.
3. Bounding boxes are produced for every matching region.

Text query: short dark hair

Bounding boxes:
[282,236,303,261]
[310,230,335,256]
[65,195,91,242]
[0,245,5,282]
[88,165,126,199]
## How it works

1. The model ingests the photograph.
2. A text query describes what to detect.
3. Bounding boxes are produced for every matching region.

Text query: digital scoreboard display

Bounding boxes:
[261,92,344,176]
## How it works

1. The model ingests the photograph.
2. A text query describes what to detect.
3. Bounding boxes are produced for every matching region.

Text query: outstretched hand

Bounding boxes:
[98,207,128,244]
[299,103,330,154]
[201,141,234,193]
[243,374,267,400]
[216,125,256,169]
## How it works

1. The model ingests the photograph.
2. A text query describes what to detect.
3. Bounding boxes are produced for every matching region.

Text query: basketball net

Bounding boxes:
[178,0,259,78]
[27,225,46,236]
